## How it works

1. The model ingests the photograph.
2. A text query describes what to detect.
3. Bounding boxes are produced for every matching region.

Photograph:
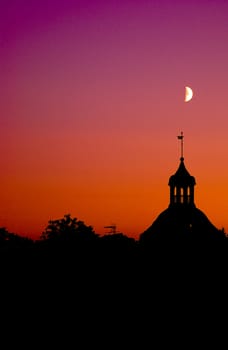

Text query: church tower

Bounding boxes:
[168,132,196,207]
[139,132,225,244]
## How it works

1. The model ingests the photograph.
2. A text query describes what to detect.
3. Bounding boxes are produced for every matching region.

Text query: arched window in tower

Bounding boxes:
[180,188,184,203]
[187,186,191,203]
[174,186,177,203]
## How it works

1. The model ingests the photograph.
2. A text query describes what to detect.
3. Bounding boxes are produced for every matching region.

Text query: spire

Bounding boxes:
[177,131,184,161]
[169,132,196,207]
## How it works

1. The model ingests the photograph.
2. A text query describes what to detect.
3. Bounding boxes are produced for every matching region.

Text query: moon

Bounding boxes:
[184,86,193,102]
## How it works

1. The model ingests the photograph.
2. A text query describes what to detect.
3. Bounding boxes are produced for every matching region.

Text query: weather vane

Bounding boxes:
[177,131,184,159]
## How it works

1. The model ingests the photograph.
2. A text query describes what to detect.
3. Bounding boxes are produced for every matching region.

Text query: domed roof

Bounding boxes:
[140,206,224,243]
[169,157,196,187]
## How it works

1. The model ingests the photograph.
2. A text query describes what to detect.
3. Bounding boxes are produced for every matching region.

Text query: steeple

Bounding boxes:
[139,132,224,244]
[168,132,196,207]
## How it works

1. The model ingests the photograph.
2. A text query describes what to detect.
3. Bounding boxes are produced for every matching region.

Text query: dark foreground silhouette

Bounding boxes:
[1,214,228,347]
[1,214,228,279]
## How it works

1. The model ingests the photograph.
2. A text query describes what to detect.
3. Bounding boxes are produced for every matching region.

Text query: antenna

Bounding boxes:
[104,224,117,234]
[177,131,184,160]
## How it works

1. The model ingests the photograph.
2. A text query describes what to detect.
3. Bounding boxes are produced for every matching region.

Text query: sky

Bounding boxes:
[1,0,228,240]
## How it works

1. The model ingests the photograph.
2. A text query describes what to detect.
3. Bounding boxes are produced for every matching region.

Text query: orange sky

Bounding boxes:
[1,0,228,240]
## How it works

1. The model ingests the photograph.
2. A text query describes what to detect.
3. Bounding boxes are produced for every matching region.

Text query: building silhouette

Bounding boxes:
[140,132,225,244]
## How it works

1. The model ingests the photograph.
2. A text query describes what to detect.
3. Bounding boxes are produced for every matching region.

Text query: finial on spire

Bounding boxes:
[177,131,184,160]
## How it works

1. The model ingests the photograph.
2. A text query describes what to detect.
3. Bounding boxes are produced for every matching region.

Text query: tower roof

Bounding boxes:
[168,157,196,187]
[140,206,223,243]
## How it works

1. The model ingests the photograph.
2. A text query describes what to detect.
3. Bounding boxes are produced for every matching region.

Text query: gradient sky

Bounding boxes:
[1,0,228,240]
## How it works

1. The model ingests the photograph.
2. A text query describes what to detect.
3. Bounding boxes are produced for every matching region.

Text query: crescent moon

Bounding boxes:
[184,86,193,102]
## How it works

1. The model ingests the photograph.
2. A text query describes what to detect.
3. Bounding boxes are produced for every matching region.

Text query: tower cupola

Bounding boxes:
[168,132,196,207]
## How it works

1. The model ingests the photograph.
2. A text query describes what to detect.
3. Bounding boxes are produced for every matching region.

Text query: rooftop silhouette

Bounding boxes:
[140,132,225,244]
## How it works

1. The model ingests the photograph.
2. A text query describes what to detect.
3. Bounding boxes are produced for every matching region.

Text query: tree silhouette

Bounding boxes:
[0,227,33,247]
[40,214,98,244]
